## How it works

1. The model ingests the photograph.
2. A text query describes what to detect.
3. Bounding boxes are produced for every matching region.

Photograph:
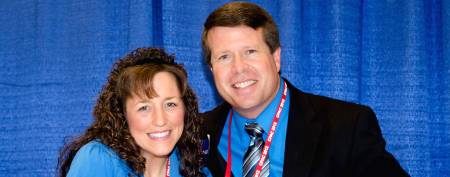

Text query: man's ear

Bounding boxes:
[273,47,281,72]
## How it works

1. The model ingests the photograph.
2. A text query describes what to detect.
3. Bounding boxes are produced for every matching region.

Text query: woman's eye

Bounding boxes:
[166,102,177,108]
[137,106,149,112]
[165,102,179,111]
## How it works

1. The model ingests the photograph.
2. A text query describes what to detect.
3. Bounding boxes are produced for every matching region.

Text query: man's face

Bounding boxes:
[207,25,281,118]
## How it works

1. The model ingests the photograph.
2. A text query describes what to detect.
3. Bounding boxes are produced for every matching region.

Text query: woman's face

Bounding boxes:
[125,71,185,160]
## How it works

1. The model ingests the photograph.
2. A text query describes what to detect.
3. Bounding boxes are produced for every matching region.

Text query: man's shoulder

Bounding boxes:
[288,84,374,120]
[201,102,230,130]
[304,91,371,111]
[202,102,231,120]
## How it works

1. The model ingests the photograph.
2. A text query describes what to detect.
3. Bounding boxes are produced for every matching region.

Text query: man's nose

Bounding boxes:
[231,55,247,73]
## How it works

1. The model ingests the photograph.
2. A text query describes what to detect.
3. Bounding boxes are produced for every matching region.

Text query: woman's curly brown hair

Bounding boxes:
[58,48,205,177]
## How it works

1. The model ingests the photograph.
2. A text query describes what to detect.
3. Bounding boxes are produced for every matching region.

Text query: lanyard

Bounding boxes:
[225,81,287,177]
[166,159,170,177]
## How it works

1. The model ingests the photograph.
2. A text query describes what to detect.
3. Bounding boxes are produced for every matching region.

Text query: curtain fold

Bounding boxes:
[0,0,448,176]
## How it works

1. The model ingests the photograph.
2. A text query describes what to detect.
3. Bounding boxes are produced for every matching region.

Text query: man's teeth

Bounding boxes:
[234,80,256,88]
[148,131,169,138]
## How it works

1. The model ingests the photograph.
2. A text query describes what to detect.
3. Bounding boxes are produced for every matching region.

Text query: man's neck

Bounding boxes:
[234,104,268,119]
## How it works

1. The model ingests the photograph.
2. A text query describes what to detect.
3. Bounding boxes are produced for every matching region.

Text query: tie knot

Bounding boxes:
[245,123,264,138]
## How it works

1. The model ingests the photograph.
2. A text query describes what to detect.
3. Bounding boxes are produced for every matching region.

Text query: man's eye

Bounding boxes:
[138,106,149,112]
[218,54,229,60]
[246,49,256,55]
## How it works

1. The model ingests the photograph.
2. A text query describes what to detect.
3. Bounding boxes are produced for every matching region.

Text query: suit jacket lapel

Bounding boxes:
[204,103,234,177]
[283,81,322,177]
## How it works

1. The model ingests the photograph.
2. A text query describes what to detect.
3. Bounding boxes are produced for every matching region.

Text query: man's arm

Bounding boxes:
[351,107,410,177]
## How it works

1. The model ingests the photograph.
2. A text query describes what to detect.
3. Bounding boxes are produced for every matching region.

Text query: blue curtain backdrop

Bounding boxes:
[0,0,448,176]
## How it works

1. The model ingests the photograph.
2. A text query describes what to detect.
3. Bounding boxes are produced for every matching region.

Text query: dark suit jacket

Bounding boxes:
[202,80,409,177]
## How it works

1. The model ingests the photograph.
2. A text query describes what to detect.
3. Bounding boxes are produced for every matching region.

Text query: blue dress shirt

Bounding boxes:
[218,78,291,177]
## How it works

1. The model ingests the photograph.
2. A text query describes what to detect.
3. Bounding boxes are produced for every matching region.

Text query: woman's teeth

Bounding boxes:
[148,131,170,138]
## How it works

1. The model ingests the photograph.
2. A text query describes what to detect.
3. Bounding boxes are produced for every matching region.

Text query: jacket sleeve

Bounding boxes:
[351,107,410,177]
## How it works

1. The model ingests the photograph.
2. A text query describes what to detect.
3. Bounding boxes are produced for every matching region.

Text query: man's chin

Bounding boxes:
[232,103,264,118]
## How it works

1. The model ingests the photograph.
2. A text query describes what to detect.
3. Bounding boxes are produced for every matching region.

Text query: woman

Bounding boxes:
[58,48,206,177]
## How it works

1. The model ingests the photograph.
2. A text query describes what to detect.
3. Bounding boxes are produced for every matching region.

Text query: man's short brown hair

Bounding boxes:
[201,1,280,66]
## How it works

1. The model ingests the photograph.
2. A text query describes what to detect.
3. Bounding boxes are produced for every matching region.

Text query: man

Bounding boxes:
[201,2,409,177]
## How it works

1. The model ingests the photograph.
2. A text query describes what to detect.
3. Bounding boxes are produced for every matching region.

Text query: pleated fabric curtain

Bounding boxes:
[0,0,448,176]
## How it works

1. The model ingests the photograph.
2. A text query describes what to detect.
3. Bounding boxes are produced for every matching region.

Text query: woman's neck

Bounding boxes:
[143,156,168,177]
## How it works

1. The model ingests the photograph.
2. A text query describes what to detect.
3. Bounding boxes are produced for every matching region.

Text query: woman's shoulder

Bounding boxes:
[77,140,117,157]
[67,140,137,177]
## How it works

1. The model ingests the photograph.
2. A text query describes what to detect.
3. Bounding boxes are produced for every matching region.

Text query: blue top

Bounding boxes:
[67,140,210,177]
[218,78,291,177]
